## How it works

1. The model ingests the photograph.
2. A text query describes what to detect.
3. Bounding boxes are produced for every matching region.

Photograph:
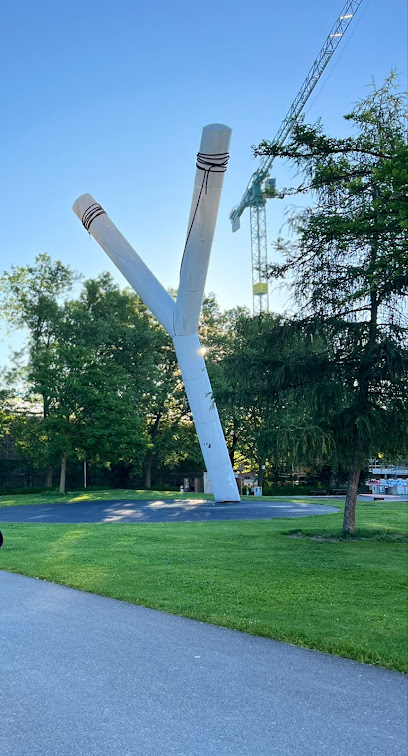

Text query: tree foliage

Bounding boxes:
[253,75,408,531]
[0,258,207,491]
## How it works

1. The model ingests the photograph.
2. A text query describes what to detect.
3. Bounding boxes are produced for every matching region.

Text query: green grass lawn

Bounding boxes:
[1,497,406,672]
[0,488,341,508]
[0,488,214,508]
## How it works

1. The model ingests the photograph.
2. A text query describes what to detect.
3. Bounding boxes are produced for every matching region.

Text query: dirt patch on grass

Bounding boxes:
[287,532,341,543]
[286,530,407,543]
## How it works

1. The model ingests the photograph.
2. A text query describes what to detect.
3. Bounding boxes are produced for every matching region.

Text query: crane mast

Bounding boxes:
[230,0,363,316]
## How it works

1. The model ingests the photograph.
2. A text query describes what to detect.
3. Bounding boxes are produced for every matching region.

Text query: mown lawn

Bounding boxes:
[0,489,213,508]
[1,499,406,672]
[0,488,338,508]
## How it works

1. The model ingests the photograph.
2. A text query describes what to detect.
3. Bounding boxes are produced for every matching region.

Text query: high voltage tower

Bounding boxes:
[229,0,364,316]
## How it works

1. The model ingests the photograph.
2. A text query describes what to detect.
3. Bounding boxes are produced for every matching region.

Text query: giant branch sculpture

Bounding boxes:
[73,124,240,502]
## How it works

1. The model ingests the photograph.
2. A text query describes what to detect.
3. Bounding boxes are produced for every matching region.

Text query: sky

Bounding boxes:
[0,0,406,364]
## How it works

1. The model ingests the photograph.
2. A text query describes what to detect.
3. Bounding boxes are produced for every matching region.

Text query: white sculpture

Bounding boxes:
[73,124,240,502]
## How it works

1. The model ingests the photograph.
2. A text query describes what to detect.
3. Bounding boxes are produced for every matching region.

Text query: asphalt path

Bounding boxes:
[0,571,406,756]
[0,497,338,524]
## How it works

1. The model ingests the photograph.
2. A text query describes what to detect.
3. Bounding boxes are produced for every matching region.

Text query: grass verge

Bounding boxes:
[1,499,406,672]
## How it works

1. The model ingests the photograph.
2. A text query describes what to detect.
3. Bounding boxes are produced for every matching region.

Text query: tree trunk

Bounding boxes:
[343,292,378,534]
[144,453,153,489]
[258,458,266,488]
[144,413,162,490]
[229,423,238,467]
[45,465,53,489]
[343,434,364,534]
[343,276,379,535]
[343,465,361,534]
[59,451,67,494]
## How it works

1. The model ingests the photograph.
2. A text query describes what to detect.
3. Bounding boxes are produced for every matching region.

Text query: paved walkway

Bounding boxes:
[0,498,338,524]
[0,571,406,756]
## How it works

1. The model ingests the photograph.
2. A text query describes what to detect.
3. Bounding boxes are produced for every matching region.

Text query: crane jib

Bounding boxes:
[229,0,364,316]
[231,0,363,228]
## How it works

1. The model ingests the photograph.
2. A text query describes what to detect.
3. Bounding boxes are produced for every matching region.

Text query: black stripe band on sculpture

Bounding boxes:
[180,151,230,274]
[196,151,230,196]
[81,203,106,231]
[196,152,229,172]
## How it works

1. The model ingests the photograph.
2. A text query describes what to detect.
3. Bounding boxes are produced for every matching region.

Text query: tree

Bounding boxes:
[0,253,78,486]
[0,264,154,492]
[32,275,153,492]
[224,313,335,486]
[200,297,326,485]
[199,295,250,469]
[140,321,185,488]
[254,75,408,532]
[0,258,209,492]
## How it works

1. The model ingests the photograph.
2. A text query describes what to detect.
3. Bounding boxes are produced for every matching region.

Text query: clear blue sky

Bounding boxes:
[0,0,406,363]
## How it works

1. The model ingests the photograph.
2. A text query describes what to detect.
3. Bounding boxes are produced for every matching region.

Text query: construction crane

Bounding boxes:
[230,0,364,316]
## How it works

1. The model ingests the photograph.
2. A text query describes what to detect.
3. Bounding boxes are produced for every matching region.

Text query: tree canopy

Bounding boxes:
[252,75,408,531]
